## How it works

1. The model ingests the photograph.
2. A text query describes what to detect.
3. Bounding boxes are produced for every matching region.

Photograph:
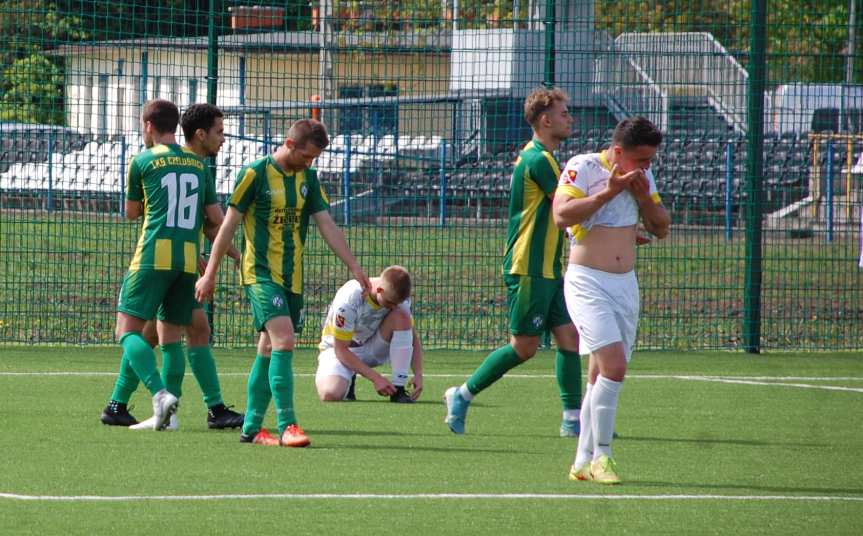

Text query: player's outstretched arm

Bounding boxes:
[409,327,424,400]
[312,210,371,294]
[195,206,243,302]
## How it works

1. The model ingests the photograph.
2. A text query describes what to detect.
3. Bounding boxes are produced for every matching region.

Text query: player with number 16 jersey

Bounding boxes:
[118,142,216,326]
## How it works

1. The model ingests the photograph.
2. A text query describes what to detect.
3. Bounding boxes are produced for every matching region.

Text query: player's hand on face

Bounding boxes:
[607,164,639,195]
[627,171,651,203]
[195,275,215,303]
[372,373,397,397]
[409,375,423,401]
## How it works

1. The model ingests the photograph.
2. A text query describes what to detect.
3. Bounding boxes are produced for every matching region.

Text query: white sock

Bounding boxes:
[389,330,413,387]
[573,383,594,468]
[458,383,474,401]
[562,409,579,422]
[591,375,622,460]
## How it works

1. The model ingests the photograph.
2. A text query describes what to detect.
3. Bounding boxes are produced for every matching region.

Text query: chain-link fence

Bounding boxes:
[1,1,861,350]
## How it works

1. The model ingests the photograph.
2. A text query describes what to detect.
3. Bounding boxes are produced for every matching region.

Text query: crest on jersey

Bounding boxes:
[335,314,345,328]
[564,169,577,183]
[532,314,544,329]
[300,183,308,199]
[272,295,284,309]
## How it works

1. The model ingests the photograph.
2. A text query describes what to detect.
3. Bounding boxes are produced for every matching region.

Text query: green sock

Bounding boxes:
[556,349,582,411]
[188,346,224,408]
[160,342,185,399]
[120,332,164,395]
[242,354,272,436]
[269,350,296,434]
[465,344,523,395]
[109,354,140,404]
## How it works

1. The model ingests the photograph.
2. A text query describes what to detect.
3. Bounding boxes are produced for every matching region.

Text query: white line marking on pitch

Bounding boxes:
[2,492,862,502]
[1,372,862,393]
[675,376,863,393]
[1,371,861,382]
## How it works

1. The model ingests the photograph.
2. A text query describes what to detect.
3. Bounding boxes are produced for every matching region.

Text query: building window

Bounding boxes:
[81,75,93,132]
[98,74,109,137]
[368,84,398,135]
[339,85,364,134]
[169,77,179,104]
[188,79,198,104]
[338,84,399,136]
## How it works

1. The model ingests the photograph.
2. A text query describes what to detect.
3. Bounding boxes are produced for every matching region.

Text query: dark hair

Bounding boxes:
[181,103,223,141]
[141,99,179,134]
[523,86,569,126]
[381,265,412,302]
[612,117,663,149]
[287,119,329,149]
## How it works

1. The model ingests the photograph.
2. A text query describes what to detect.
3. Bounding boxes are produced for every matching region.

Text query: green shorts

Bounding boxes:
[117,269,198,326]
[504,274,571,336]
[245,281,304,333]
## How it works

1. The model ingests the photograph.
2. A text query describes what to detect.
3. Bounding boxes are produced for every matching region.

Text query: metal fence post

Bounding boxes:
[743,0,767,354]
[206,0,220,342]
[725,141,733,241]
[826,140,834,243]
[238,56,246,137]
[439,139,447,228]
[119,137,126,216]
[343,134,351,226]
[543,0,556,86]
[47,131,54,213]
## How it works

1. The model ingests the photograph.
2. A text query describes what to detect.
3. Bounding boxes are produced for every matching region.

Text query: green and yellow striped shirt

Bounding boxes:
[229,155,330,294]
[502,139,564,280]
[125,144,216,274]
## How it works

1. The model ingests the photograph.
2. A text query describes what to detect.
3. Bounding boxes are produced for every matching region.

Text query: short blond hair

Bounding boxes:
[380,265,412,302]
[523,86,569,127]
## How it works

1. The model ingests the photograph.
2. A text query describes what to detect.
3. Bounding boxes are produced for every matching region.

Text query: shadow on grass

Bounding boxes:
[312,443,530,455]
[631,480,863,496]
[619,435,827,448]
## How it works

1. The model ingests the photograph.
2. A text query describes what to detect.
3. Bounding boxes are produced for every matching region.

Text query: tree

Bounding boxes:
[0,53,64,124]
[594,0,862,84]
[0,0,85,124]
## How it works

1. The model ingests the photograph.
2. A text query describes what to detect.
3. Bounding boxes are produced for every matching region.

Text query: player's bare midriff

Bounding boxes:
[568,225,637,273]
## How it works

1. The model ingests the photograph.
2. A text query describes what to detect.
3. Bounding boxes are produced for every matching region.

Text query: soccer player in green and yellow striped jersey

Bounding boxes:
[110,99,226,431]
[102,103,244,431]
[444,87,584,436]
[197,119,370,448]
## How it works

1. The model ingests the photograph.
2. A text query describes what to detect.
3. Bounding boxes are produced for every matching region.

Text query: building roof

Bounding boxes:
[50,30,453,56]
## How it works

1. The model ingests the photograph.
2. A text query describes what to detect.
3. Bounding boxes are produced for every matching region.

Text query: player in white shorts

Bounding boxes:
[553,117,670,484]
[316,265,424,403]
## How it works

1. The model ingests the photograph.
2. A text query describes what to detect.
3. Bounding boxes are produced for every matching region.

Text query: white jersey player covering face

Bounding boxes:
[552,117,671,485]
[316,265,424,403]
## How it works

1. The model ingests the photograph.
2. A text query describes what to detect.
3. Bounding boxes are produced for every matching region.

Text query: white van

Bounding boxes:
[769,83,863,135]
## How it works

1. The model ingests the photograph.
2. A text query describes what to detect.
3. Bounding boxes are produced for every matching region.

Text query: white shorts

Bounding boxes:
[564,264,639,361]
[315,332,390,383]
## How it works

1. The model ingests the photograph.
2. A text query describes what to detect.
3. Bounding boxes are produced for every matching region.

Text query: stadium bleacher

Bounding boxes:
[0,126,856,220]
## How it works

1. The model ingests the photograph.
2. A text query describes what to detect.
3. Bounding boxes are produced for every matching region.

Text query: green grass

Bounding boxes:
[1,347,862,534]
[2,211,862,350]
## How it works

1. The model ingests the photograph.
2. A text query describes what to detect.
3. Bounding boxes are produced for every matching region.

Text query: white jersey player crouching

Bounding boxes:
[316,265,424,403]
